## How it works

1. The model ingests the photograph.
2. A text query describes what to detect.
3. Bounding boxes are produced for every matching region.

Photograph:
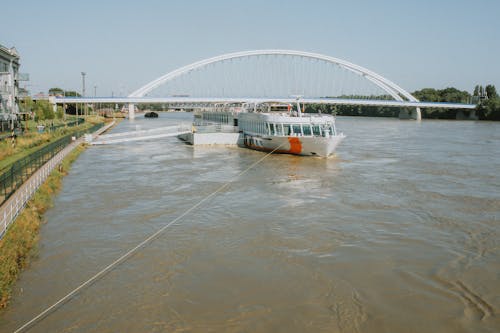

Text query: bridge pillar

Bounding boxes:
[128,103,135,120]
[456,110,466,120]
[399,107,421,120]
[414,107,422,121]
[456,109,478,120]
[468,109,478,120]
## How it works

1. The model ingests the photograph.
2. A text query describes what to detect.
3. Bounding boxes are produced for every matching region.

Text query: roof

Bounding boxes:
[0,43,20,60]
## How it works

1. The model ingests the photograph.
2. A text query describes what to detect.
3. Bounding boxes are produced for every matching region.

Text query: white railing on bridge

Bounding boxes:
[54,96,477,110]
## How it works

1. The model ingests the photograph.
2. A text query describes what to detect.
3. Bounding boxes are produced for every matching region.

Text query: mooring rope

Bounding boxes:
[15,143,285,333]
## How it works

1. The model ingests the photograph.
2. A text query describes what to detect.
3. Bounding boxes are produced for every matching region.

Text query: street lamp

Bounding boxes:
[81,72,86,117]
[94,85,97,116]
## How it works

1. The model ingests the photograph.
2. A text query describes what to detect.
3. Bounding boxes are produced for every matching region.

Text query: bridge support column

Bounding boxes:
[414,107,422,121]
[456,109,478,120]
[128,103,135,120]
[468,109,478,120]
[399,107,421,120]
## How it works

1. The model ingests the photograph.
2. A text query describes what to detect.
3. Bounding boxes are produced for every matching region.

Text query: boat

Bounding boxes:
[238,111,344,156]
[144,111,159,118]
[190,102,345,157]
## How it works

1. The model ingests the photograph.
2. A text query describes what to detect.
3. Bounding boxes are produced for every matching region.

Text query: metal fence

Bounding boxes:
[0,122,104,206]
[0,118,85,141]
[41,118,85,133]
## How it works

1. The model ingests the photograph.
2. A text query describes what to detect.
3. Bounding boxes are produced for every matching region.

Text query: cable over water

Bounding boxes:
[14,142,285,333]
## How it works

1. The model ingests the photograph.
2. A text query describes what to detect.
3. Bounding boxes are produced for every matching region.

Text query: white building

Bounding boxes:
[0,44,21,122]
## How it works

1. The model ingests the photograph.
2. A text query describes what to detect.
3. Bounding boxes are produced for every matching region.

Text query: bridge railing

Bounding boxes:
[193,122,238,134]
[0,123,104,207]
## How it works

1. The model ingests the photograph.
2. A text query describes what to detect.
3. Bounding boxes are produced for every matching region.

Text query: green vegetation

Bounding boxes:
[412,87,471,103]
[305,104,398,117]
[410,87,471,119]
[475,84,500,120]
[48,87,81,97]
[20,98,64,121]
[304,85,499,120]
[0,115,105,171]
[0,144,86,308]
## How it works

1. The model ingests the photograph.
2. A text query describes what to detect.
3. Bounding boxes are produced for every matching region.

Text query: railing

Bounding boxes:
[0,118,85,141]
[0,122,104,206]
[41,118,85,133]
[193,123,239,133]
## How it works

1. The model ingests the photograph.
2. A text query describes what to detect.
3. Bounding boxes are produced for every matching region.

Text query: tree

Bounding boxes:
[485,85,498,99]
[439,87,470,103]
[473,85,480,96]
[48,87,64,96]
[64,91,81,97]
[56,105,64,119]
[412,88,440,102]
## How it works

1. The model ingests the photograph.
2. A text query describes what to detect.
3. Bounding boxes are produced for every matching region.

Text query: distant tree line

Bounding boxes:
[48,87,81,97]
[304,85,499,120]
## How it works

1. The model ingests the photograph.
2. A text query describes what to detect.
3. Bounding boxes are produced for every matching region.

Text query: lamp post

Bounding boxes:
[62,88,66,121]
[81,72,86,117]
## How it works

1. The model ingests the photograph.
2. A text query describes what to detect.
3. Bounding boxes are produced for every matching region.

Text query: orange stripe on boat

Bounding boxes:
[288,137,302,154]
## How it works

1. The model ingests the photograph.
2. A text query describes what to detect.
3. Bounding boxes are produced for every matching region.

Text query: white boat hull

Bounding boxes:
[242,134,345,157]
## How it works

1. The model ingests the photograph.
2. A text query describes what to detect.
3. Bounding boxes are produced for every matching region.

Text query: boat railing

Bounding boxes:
[193,124,238,134]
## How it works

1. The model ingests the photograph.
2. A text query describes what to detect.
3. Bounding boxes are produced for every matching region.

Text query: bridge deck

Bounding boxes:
[54,97,477,109]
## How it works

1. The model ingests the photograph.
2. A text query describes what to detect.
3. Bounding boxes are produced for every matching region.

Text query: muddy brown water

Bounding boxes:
[1,113,499,332]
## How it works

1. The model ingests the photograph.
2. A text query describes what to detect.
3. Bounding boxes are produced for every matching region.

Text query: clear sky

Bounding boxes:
[2,0,499,96]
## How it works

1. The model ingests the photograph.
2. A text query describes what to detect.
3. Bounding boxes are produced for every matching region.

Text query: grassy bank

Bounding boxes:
[0,116,105,171]
[0,144,86,308]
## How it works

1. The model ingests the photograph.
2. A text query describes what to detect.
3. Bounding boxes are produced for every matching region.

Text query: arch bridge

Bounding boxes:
[55,50,476,120]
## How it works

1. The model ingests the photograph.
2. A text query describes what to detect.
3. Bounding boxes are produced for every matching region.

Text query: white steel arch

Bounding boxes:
[129,49,419,103]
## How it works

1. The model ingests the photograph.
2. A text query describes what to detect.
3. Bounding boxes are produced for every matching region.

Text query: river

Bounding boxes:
[1,114,499,332]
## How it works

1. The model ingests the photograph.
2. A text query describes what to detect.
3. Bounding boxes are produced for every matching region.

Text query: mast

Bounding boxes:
[296,98,302,117]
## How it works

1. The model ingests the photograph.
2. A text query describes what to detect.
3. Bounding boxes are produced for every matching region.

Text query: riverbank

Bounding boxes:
[0,116,107,172]
[0,144,86,308]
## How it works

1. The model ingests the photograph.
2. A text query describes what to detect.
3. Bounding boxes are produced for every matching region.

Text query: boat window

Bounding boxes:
[276,123,283,136]
[269,123,275,135]
[312,125,321,136]
[283,124,291,136]
[329,125,336,136]
[322,125,330,137]
[302,124,312,136]
[292,124,302,136]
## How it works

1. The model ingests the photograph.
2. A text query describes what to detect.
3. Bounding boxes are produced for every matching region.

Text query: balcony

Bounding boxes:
[16,73,29,81]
